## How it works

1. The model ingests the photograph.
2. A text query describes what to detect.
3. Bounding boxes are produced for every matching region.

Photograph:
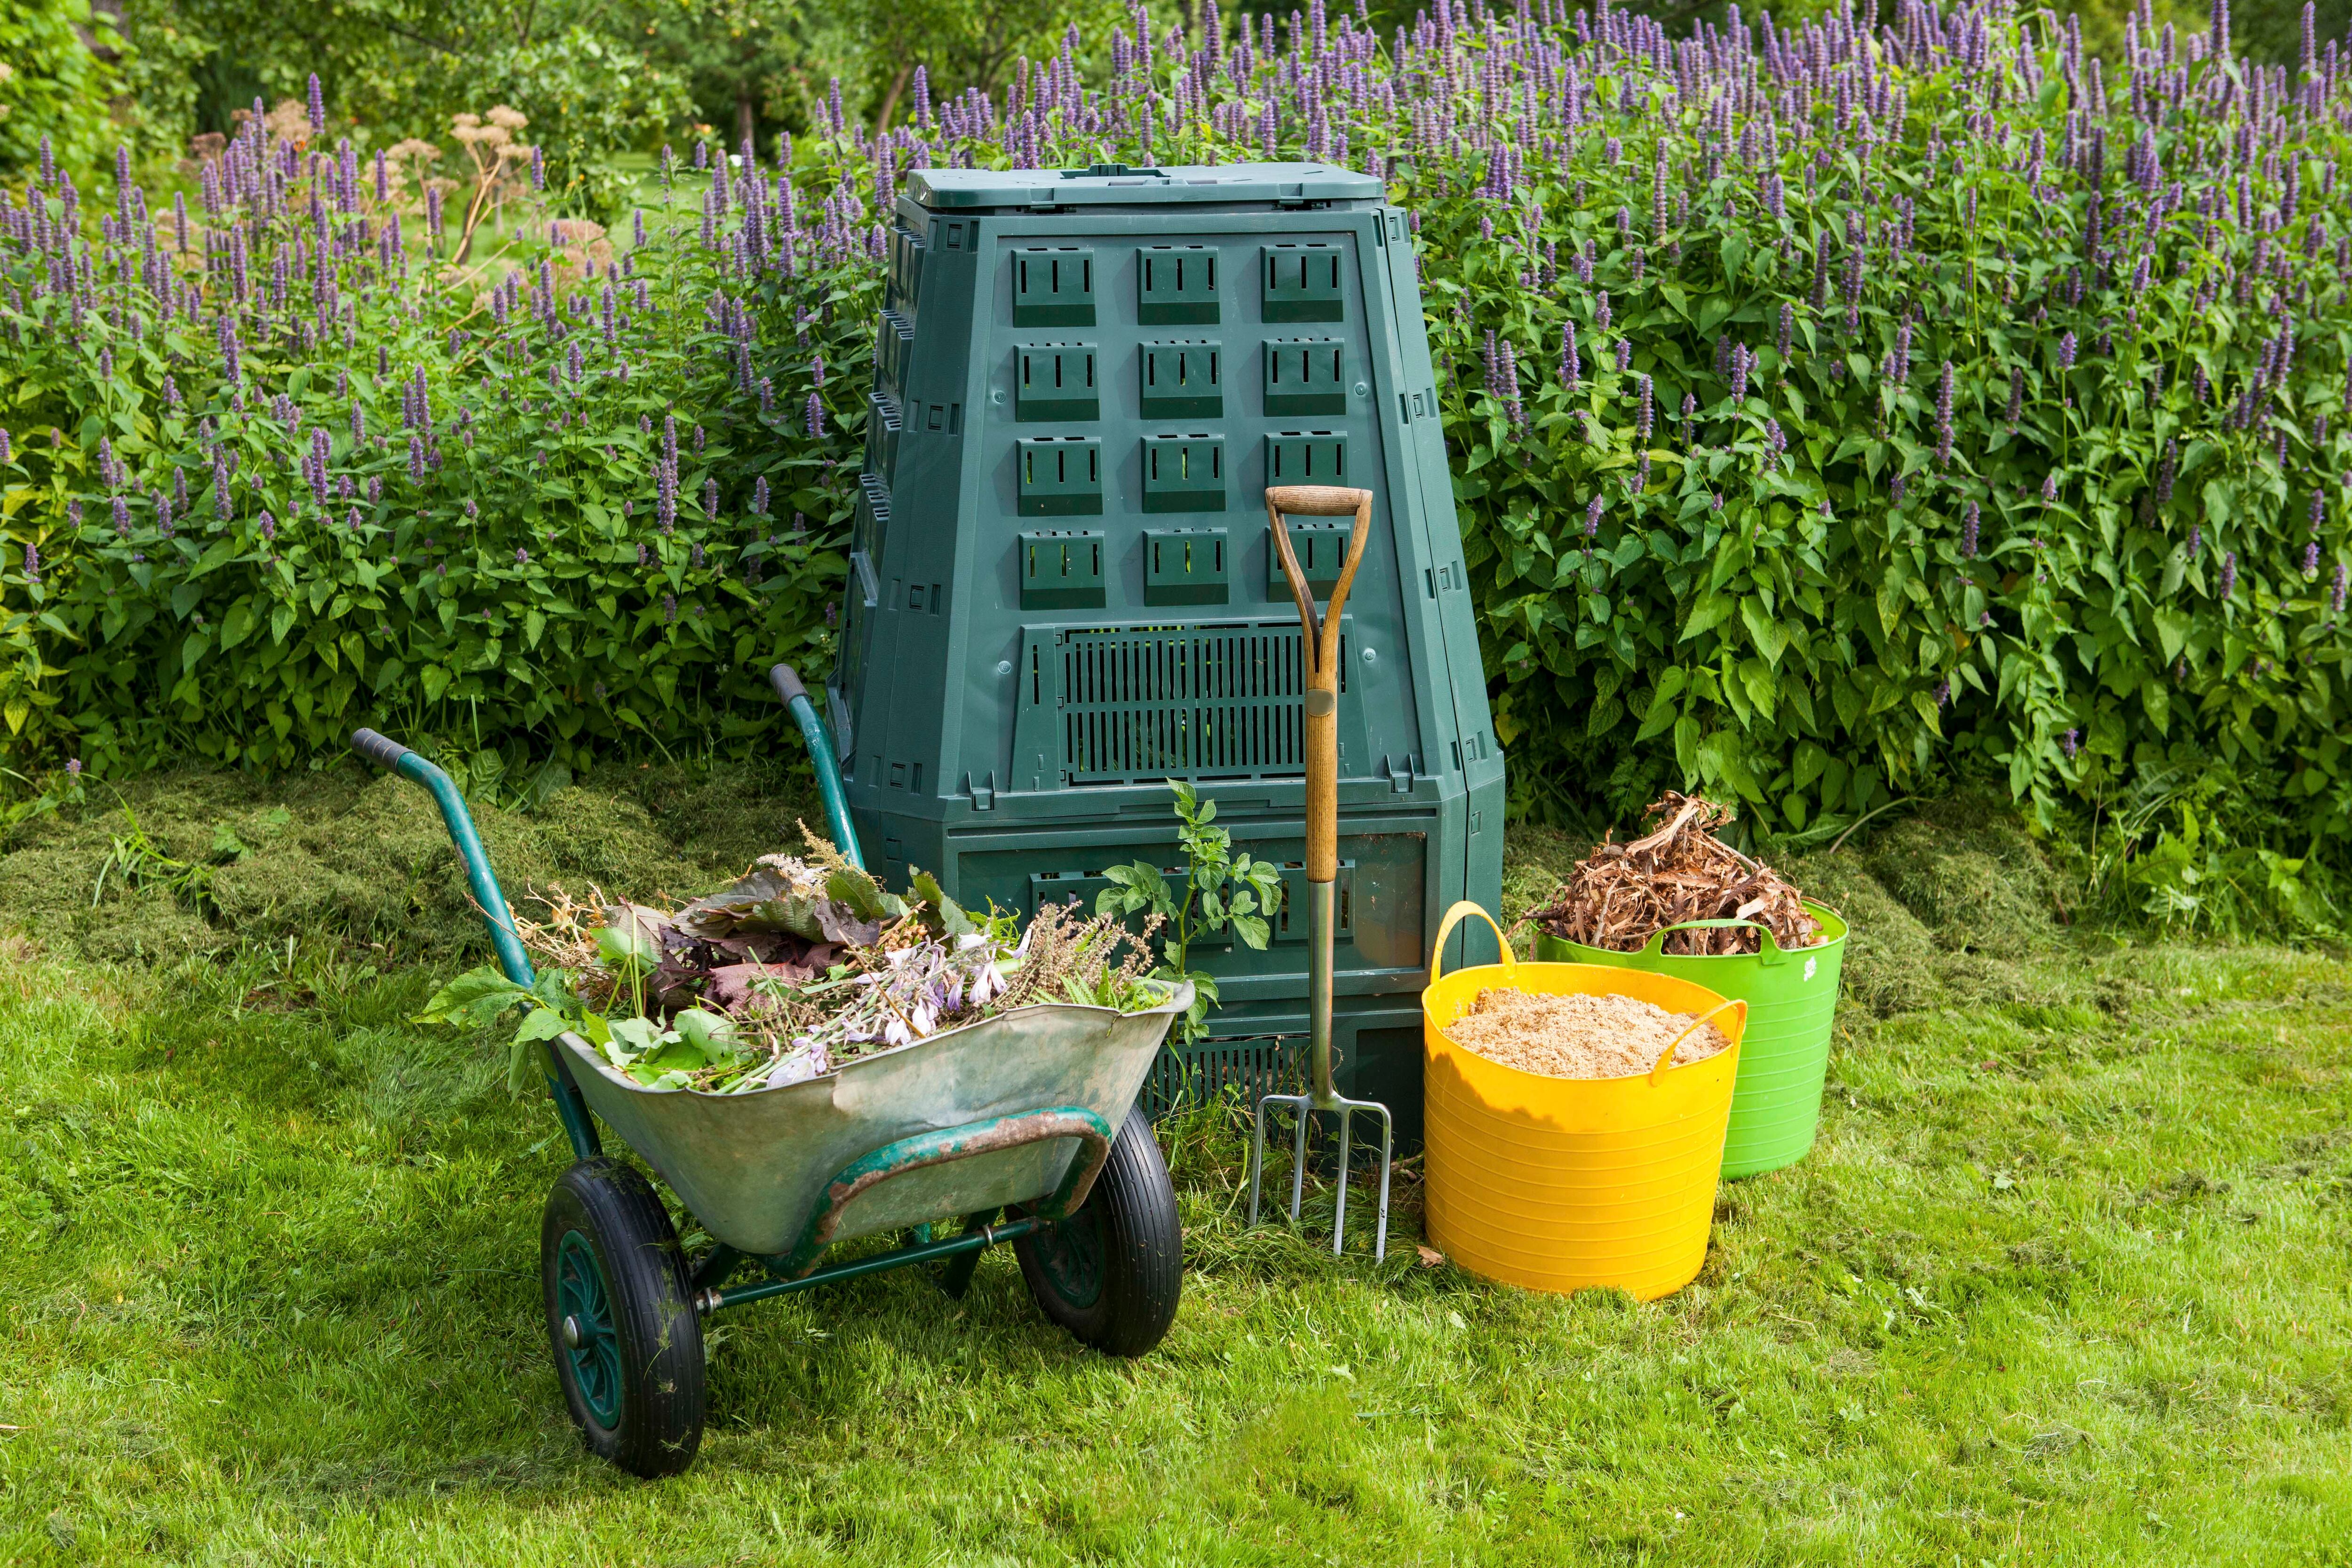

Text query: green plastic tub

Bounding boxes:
[1533,903,1846,1179]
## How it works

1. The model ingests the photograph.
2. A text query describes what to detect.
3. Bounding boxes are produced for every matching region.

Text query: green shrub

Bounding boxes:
[3,3,2349,883]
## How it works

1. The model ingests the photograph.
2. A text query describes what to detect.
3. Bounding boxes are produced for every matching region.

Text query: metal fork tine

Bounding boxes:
[1287,1097,1309,1222]
[1247,1097,1270,1227]
[1332,1106,1353,1256]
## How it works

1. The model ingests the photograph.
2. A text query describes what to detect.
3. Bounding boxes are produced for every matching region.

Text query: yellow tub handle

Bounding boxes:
[1429,900,1515,989]
[1650,995,1748,1085]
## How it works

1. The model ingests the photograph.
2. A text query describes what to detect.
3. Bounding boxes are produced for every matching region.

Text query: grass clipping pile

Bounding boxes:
[1447,989,1731,1079]
[1529,793,1822,956]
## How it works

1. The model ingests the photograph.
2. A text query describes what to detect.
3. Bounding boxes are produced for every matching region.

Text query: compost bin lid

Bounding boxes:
[906,162,1384,212]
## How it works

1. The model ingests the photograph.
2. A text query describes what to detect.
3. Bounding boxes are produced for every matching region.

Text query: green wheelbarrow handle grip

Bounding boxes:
[349,726,601,1161]
[769,663,864,873]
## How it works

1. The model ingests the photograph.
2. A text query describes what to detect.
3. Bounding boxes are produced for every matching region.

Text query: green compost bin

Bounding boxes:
[1534,904,1846,1178]
[829,162,1508,1148]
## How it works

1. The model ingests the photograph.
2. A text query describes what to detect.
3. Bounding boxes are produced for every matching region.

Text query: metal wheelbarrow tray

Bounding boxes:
[348,662,1187,1479]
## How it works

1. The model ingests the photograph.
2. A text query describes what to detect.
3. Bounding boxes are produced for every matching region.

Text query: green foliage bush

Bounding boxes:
[0,0,125,179]
[5,1,2351,890]
[2,135,872,774]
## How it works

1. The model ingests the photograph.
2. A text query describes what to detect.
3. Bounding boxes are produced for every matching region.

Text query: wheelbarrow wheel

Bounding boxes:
[540,1158,705,1477]
[1014,1104,1182,1357]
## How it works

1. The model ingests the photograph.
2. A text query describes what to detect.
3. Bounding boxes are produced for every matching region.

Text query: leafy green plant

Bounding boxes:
[1095,781,1284,1041]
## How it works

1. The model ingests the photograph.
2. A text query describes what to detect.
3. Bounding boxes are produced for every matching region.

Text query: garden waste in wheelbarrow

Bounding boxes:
[353,663,1189,1478]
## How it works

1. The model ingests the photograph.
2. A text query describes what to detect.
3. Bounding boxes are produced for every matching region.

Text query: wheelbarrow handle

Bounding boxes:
[768,662,866,873]
[348,725,603,1162]
[350,727,414,773]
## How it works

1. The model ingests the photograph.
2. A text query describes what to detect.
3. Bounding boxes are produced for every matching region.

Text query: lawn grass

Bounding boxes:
[2,780,2349,1564]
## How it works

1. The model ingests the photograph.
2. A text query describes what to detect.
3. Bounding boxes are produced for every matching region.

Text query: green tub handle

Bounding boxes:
[1639,918,1789,963]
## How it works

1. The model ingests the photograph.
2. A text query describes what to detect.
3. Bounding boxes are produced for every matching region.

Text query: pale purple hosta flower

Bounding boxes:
[2219,551,2238,599]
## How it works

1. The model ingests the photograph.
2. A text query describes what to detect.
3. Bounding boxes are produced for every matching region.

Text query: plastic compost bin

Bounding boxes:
[829,162,1505,1146]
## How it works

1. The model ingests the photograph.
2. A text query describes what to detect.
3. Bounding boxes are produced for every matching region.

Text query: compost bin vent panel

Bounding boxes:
[1142,1035,1305,1118]
[1025,619,1363,786]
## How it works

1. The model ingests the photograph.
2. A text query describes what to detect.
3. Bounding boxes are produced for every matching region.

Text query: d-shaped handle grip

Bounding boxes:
[1265,483,1373,518]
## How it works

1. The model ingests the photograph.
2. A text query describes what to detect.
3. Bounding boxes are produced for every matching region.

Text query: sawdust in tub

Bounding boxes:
[1444,988,1731,1078]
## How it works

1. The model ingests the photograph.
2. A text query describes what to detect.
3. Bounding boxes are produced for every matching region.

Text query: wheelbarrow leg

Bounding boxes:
[937,1209,998,1299]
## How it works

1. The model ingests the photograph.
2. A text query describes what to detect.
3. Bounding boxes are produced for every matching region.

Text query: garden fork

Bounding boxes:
[1248,484,1391,1263]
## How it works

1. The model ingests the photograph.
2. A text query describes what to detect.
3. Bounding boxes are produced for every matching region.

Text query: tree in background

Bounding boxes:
[0,0,127,177]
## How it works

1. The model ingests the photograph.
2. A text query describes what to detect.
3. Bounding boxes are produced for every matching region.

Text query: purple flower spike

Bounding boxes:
[2061,729,2080,761]
[1961,501,1980,559]
[308,75,326,134]
[2041,473,2059,505]
[1584,496,1602,538]
[21,542,39,585]
[805,393,826,438]
[2305,543,2322,577]
[2219,550,2238,600]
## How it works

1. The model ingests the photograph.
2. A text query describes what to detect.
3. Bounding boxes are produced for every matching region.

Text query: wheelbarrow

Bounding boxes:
[350,663,1188,1478]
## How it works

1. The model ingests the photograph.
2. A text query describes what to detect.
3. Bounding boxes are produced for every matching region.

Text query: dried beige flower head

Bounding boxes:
[262,98,312,146]
[486,104,530,131]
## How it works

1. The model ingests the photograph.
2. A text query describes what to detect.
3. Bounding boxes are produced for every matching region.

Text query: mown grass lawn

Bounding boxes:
[3,915,2348,1564]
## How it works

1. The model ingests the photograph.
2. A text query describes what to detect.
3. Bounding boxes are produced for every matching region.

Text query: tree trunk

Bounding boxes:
[872,62,914,135]
[736,88,756,158]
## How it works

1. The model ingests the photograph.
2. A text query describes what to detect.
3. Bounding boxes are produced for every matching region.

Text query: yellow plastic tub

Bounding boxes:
[1421,903,1747,1301]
